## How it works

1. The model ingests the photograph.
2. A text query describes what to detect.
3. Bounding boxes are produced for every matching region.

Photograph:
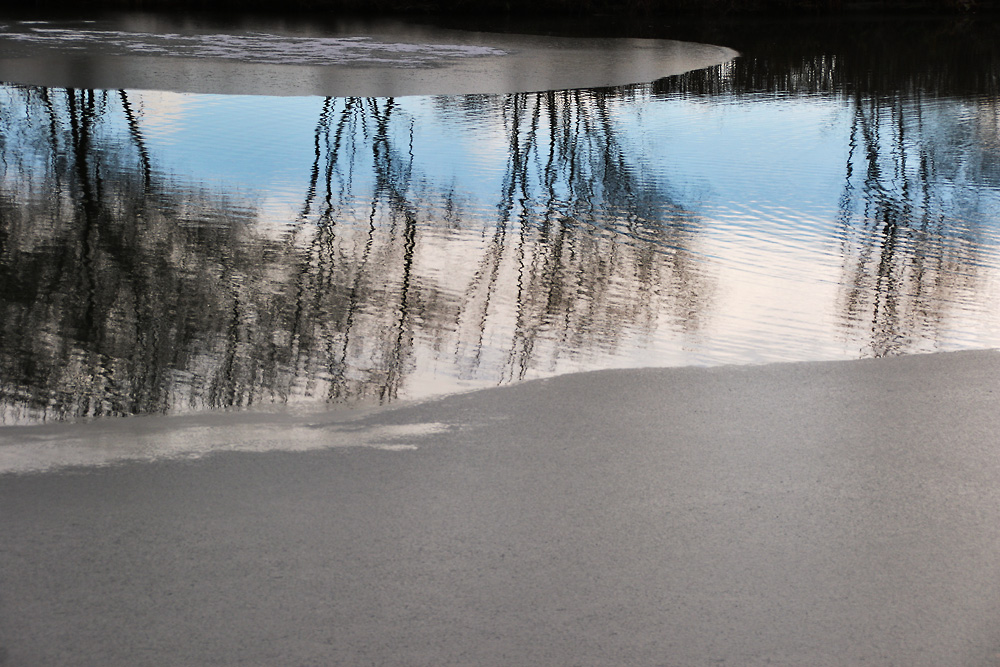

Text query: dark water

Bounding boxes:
[2,15,999,424]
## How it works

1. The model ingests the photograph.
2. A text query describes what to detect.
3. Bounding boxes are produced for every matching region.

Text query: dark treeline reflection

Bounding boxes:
[658,17,1000,357]
[657,17,1000,99]
[0,85,707,422]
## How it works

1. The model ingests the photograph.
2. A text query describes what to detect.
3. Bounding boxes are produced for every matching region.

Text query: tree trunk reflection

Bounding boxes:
[2,18,998,423]
[657,21,1000,359]
[0,82,708,422]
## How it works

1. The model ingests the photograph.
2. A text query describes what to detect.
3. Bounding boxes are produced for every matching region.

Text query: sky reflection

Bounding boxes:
[2,18,1000,424]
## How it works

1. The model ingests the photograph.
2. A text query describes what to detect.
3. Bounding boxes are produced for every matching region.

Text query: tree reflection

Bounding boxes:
[3,17,998,423]
[833,90,997,357]
[284,96,423,404]
[0,82,706,423]
[434,89,709,383]
[657,18,1000,358]
[0,85,307,421]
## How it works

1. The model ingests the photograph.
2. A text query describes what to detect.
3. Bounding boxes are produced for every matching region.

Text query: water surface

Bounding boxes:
[1,14,999,425]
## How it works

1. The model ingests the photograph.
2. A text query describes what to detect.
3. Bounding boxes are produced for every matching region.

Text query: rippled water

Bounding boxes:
[2,15,999,423]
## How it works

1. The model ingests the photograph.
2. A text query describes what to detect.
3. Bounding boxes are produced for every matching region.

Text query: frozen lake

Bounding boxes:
[3,14,1000,667]
[0,15,736,95]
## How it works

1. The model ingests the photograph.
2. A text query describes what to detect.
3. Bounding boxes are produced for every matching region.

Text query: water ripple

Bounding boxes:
[3,25,1000,423]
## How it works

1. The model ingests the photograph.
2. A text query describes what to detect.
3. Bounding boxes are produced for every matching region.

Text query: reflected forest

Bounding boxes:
[3,19,1000,423]
[657,19,1000,358]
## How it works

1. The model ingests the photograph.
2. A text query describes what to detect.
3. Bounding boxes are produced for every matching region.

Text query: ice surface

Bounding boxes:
[0,16,739,96]
[8,26,507,66]
[0,409,444,474]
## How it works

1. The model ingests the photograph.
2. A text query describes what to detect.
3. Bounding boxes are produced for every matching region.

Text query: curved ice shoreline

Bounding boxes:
[0,17,738,96]
[3,347,1000,665]
[2,348,997,474]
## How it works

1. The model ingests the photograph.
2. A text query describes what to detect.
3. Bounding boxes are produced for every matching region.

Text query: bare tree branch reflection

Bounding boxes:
[3,16,998,424]
[657,19,1000,358]
[832,89,993,357]
[1,81,712,423]
[440,89,711,383]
